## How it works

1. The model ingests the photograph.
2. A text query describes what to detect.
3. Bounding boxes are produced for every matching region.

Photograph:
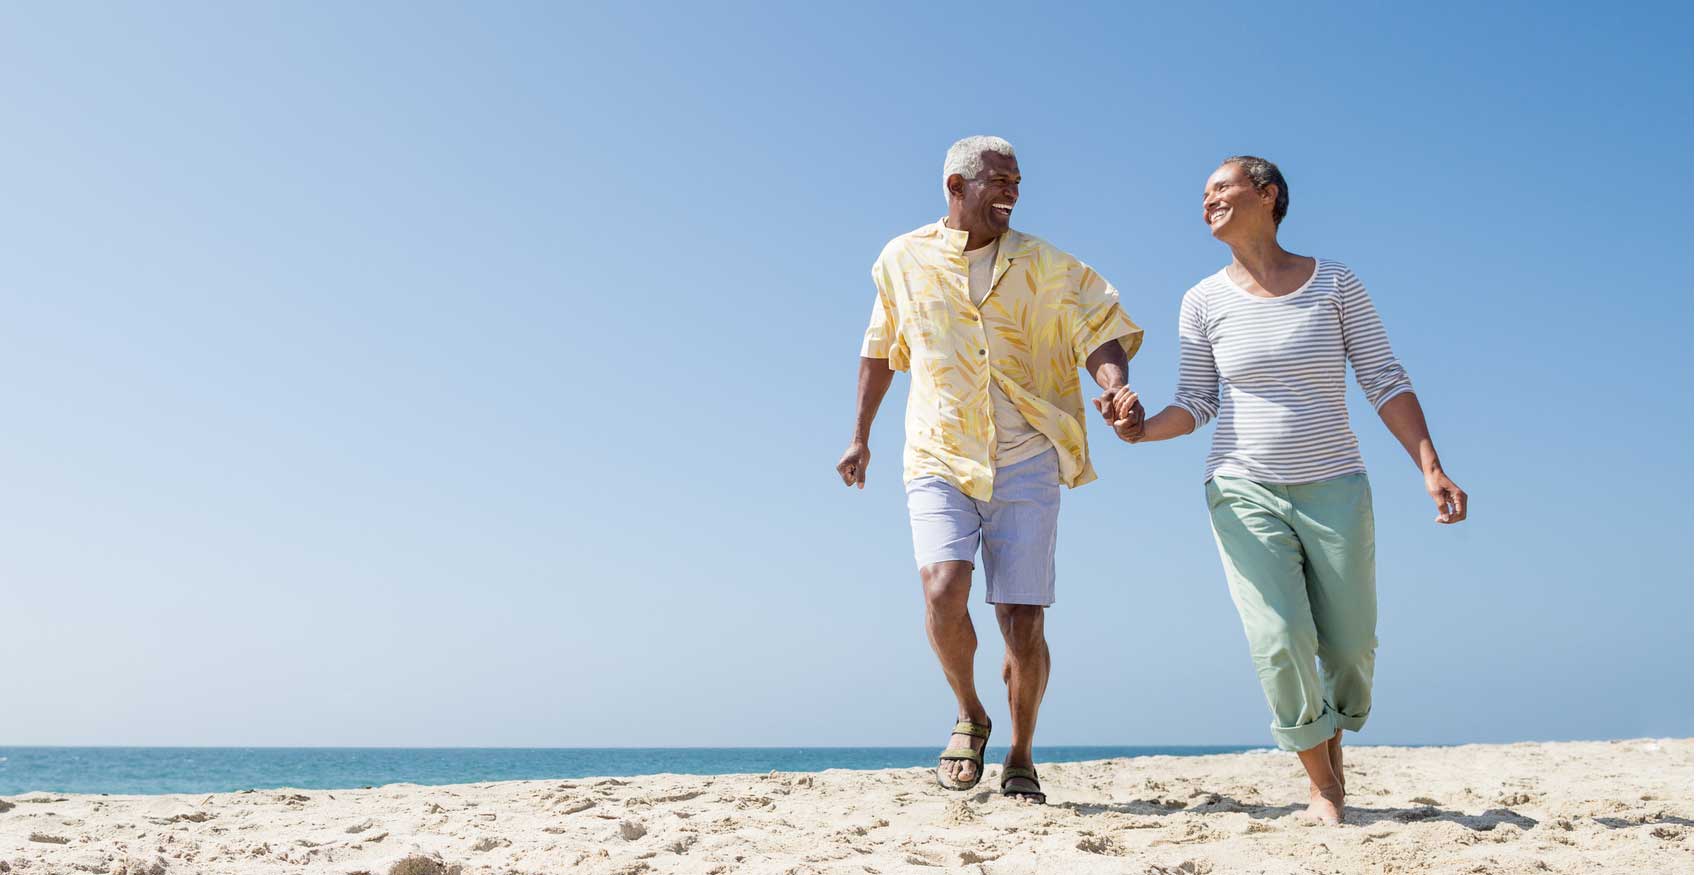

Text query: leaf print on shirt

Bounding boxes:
[861,221,1143,500]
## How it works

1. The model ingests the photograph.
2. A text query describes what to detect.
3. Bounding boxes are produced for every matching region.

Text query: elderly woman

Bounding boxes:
[1108,156,1468,823]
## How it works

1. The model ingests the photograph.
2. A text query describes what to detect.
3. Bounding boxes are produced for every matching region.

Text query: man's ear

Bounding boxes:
[945,173,965,200]
[1260,183,1280,209]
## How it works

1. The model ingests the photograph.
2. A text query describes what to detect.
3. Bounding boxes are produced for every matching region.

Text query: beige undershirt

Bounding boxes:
[966,241,1052,469]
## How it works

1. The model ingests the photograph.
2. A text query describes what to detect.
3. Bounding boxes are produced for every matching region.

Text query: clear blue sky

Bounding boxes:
[2,2,1689,748]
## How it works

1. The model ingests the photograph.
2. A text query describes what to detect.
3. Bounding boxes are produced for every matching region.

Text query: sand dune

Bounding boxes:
[1,739,1689,874]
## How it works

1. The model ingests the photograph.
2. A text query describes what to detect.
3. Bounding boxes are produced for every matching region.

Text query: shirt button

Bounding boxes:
[978,349,986,355]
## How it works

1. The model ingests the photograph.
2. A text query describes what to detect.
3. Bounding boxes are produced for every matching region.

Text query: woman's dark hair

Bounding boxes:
[1223,155,1288,226]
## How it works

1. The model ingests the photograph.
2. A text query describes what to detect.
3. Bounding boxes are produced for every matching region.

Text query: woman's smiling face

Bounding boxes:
[1202,162,1274,239]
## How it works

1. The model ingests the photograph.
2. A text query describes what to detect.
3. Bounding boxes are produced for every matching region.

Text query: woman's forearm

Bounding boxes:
[1137,405,1197,443]
[1376,392,1442,473]
[1378,391,1469,522]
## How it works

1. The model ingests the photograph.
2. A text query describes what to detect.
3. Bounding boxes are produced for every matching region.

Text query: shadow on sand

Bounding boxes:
[1593,814,1693,829]
[1057,796,1541,830]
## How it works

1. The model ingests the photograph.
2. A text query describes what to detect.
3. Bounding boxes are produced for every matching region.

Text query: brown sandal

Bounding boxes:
[935,720,991,791]
[999,765,1046,804]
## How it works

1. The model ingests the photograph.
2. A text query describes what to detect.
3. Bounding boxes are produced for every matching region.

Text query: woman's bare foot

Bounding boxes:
[1295,737,1345,824]
[1303,783,1345,824]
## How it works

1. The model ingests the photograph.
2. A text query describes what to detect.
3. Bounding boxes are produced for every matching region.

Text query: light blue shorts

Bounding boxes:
[904,448,1061,606]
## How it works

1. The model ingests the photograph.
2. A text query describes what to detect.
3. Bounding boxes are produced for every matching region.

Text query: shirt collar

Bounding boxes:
[929,218,1035,259]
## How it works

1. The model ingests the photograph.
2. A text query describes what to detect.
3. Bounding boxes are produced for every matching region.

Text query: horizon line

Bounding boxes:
[2,737,1675,751]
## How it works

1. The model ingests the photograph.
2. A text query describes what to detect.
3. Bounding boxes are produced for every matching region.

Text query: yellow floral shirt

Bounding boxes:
[861,219,1143,500]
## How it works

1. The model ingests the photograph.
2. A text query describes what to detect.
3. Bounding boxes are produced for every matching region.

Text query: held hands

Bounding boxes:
[836,442,871,489]
[1092,386,1145,442]
[1426,468,1468,524]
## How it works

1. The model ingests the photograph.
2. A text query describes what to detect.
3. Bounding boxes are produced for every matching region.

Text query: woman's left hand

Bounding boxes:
[1425,469,1468,524]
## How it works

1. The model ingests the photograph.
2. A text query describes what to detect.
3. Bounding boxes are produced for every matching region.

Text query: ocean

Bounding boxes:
[0,746,1267,796]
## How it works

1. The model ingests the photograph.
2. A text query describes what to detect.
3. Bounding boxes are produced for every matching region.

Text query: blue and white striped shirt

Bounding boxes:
[1172,259,1414,484]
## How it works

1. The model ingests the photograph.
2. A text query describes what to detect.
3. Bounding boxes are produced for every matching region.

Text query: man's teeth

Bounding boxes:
[993,204,1013,211]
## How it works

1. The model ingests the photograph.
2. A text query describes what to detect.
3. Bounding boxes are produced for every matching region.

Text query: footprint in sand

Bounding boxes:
[1074,835,1127,855]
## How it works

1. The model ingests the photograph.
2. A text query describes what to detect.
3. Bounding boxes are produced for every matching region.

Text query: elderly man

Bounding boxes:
[835,136,1144,803]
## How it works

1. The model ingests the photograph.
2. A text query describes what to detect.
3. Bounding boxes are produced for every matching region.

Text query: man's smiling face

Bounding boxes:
[953,151,1021,238]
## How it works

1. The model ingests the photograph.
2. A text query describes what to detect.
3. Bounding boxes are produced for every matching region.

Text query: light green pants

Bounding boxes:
[1206,473,1377,752]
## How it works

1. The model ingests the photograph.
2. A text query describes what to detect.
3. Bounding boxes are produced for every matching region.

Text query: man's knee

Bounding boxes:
[995,604,1046,652]
[920,561,973,612]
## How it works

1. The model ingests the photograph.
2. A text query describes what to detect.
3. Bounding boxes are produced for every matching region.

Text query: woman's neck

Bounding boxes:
[1226,235,1295,280]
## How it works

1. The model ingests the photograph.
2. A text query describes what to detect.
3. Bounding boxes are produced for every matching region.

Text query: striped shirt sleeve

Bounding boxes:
[1171,286,1221,427]
[1338,267,1413,410]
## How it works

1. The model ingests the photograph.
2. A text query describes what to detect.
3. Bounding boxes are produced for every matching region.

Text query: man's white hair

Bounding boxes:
[942,135,1016,198]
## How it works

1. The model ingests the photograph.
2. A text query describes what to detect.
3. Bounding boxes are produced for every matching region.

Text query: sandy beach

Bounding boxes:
[1,739,1688,875]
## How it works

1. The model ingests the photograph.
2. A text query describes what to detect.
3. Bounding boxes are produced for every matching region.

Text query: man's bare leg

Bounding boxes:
[995,604,1049,799]
[922,561,991,786]
[1296,739,1344,824]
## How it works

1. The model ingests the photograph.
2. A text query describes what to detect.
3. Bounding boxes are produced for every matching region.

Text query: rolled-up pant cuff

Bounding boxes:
[1334,709,1369,733]
[1270,709,1340,752]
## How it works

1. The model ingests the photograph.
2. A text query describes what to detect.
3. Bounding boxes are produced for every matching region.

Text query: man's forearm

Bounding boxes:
[1085,341,1129,391]
[851,356,896,443]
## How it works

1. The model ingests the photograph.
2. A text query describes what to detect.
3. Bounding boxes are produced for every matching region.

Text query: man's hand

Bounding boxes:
[1093,387,1144,443]
[836,442,872,489]
[1092,386,1135,421]
[1426,469,1468,524]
